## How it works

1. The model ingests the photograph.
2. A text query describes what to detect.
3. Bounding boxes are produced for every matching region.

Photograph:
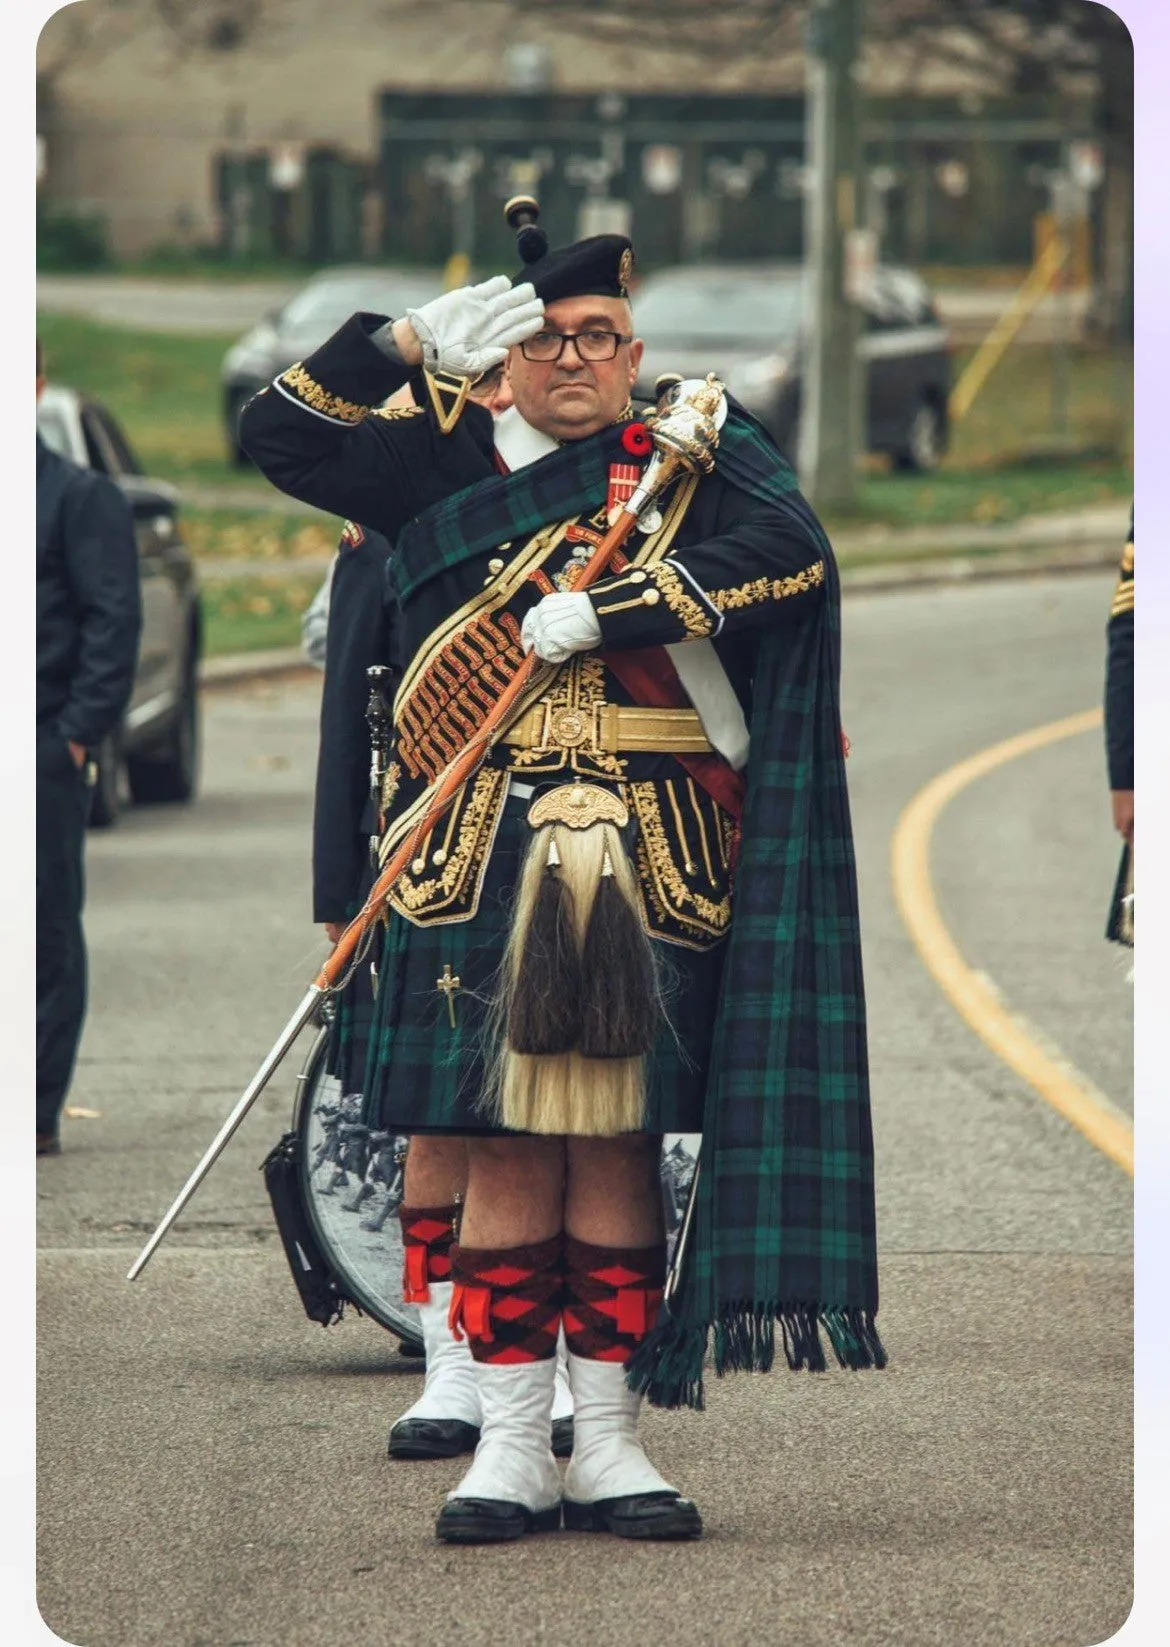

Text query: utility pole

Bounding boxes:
[798,0,866,509]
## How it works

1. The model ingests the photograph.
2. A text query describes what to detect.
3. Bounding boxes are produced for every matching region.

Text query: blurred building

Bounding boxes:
[37,0,1104,273]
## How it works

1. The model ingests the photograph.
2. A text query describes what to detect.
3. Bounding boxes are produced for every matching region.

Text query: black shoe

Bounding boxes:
[436,1497,561,1544]
[563,1491,702,1540]
[36,1133,61,1158]
[551,1416,574,1459]
[388,1418,480,1460]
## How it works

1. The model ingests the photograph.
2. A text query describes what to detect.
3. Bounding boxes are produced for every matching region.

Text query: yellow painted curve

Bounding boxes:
[891,707,1133,1177]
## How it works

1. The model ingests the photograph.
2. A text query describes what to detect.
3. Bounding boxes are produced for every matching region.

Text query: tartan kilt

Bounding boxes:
[358,788,721,1135]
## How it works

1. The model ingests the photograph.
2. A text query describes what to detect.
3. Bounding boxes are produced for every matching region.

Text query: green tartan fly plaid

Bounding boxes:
[388,404,885,1407]
[627,409,886,1407]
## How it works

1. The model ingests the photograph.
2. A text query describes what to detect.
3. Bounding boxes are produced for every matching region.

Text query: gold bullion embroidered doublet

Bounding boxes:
[379,479,735,946]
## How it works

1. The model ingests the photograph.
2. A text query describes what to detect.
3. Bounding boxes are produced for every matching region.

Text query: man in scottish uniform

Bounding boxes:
[241,200,884,1545]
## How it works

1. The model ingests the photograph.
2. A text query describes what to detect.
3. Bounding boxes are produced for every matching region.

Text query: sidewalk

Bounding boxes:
[37,273,1088,345]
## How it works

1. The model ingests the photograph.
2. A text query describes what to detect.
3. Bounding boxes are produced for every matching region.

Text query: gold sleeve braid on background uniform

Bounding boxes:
[1110,538,1133,618]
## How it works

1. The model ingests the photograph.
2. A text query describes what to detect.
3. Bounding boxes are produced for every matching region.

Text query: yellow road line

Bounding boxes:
[891,707,1133,1177]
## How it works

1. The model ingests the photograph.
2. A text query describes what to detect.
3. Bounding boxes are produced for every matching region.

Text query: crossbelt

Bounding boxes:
[501,700,713,756]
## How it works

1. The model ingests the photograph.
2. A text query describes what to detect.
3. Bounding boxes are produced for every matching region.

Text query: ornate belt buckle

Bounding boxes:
[548,706,591,749]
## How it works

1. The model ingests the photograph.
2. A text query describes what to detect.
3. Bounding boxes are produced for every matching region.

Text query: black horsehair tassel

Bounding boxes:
[578,848,659,1059]
[507,835,583,1054]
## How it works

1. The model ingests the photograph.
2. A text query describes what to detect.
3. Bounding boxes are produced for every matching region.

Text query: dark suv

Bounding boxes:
[36,384,203,826]
[632,261,951,472]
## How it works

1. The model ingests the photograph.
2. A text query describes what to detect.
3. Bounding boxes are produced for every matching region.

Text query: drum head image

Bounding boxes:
[292,1029,699,1348]
[296,1032,420,1348]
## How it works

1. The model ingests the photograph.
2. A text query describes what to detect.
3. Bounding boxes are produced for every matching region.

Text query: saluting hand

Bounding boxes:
[404,276,544,378]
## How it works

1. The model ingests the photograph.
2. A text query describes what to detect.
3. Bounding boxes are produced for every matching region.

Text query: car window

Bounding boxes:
[635,275,804,344]
[81,407,121,475]
[91,406,143,475]
[281,275,441,333]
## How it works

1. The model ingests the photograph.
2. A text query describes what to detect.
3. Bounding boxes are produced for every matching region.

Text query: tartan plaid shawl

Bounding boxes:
[390,406,885,1410]
[628,412,886,1409]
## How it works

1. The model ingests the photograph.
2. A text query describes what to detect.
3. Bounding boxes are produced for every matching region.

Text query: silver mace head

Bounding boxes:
[624,372,728,522]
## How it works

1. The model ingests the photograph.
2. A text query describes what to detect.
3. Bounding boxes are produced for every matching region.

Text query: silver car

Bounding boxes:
[221,265,444,464]
[632,261,952,472]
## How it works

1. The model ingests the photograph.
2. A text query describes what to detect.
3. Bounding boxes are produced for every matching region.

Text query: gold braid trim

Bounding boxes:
[387,766,508,925]
[1111,539,1134,617]
[710,559,825,613]
[372,403,426,421]
[628,781,731,945]
[647,561,717,638]
[280,363,371,425]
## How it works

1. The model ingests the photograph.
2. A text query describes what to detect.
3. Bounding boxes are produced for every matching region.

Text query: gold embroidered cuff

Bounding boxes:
[590,559,717,640]
[278,362,372,425]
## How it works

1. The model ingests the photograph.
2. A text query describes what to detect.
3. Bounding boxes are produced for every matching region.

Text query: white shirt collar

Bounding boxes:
[492,405,560,473]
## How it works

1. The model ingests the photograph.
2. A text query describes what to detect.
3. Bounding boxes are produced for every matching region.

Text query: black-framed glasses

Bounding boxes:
[519,329,633,363]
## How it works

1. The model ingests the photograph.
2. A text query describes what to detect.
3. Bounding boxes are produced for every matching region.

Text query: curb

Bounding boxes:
[197,546,1118,691]
[838,540,1119,593]
[198,647,318,689]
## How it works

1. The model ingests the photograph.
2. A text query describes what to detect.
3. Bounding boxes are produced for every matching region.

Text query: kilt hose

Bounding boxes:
[353,788,721,1136]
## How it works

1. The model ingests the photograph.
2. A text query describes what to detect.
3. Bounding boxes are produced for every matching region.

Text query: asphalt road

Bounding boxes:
[36,570,1132,1647]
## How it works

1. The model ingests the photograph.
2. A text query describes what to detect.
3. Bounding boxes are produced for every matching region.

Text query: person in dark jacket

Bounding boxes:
[36,339,141,1155]
[1104,507,1134,948]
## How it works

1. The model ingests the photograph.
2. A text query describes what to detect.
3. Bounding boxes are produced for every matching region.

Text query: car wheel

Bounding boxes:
[87,731,126,829]
[126,665,200,805]
[894,398,944,473]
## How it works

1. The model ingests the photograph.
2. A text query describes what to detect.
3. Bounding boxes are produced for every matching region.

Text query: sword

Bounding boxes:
[127,375,726,1283]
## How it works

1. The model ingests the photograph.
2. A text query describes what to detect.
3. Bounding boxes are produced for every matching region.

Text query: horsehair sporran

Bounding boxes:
[483,794,664,1136]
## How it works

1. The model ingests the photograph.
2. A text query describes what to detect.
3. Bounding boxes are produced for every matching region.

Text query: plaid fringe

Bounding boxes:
[626,1303,888,1411]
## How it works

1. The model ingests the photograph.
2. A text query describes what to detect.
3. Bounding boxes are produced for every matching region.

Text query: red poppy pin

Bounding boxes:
[621,422,653,457]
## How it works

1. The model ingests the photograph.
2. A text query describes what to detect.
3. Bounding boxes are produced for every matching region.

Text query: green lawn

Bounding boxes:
[37,311,1132,538]
[182,508,342,562]
[36,312,258,489]
[200,573,326,657]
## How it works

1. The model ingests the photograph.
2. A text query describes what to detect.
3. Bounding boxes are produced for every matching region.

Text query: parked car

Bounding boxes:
[221,265,445,463]
[632,261,952,471]
[36,384,203,827]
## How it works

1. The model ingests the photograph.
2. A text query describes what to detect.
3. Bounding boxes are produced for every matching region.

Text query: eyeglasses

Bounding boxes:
[519,329,633,363]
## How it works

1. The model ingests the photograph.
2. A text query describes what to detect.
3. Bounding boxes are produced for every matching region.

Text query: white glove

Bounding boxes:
[405,276,544,378]
[520,592,602,665]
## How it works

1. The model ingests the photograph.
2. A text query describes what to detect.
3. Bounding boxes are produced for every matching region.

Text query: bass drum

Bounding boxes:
[292,1023,700,1355]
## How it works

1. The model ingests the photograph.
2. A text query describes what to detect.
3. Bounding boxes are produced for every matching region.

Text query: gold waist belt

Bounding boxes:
[502,701,713,756]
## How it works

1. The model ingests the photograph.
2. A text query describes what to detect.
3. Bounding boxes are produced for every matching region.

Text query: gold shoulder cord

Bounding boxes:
[425,370,473,435]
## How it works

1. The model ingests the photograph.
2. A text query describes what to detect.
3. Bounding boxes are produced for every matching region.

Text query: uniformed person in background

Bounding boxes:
[1104,506,1133,950]
[36,337,141,1156]
[307,363,577,1463]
